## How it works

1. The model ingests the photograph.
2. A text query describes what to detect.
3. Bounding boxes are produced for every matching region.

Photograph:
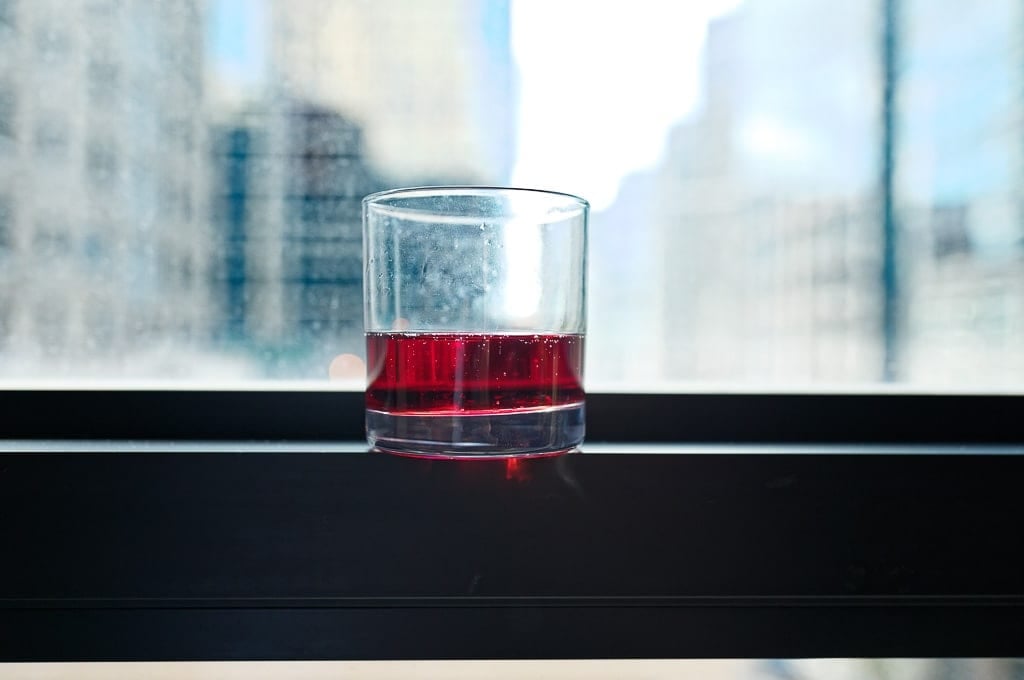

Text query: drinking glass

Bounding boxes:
[363,186,588,458]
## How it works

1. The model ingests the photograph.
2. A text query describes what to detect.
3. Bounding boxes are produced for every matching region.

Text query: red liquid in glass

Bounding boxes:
[366,332,584,415]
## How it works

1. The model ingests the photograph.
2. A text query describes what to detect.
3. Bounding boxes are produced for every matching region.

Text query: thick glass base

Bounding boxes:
[366,403,585,459]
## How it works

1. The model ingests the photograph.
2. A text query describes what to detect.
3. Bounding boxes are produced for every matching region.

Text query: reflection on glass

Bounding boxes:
[0,0,1021,388]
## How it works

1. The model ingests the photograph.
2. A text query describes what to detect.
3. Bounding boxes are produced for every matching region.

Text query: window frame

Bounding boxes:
[5,0,1024,661]
[1,389,1023,444]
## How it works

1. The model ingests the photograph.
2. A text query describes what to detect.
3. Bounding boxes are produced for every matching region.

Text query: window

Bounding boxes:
[86,58,120,105]
[0,84,14,140]
[4,5,1022,674]
[35,24,72,64]
[0,0,14,29]
[0,295,9,348]
[33,115,70,159]
[0,194,11,250]
[86,138,119,189]
[32,221,71,257]
[32,299,68,356]
[0,0,1020,389]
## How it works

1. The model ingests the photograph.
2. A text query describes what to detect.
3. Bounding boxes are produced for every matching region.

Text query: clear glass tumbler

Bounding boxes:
[363,187,588,458]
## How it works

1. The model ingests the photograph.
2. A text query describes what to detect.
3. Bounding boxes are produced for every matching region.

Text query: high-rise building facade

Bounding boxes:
[210,101,387,375]
[896,0,1024,385]
[266,0,518,186]
[0,0,212,376]
[203,0,518,376]
[590,0,1024,386]
[647,1,882,384]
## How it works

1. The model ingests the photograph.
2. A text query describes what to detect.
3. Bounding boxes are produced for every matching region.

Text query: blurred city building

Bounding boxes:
[591,0,1024,386]
[1,0,1021,385]
[266,0,517,186]
[209,102,386,375]
[203,0,518,376]
[0,0,213,376]
[607,0,882,385]
[896,0,1024,386]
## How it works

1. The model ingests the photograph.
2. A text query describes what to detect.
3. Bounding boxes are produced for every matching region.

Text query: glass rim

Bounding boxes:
[362,185,590,223]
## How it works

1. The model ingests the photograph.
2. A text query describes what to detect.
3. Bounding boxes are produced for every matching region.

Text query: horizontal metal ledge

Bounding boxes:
[4,450,1024,660]
[6,594,1024,610]
[6,604,1024,661]
[3,391,1024,443]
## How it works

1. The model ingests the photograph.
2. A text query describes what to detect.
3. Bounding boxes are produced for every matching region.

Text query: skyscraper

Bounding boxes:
[0,0,212,376]
[592,1,884,384]
[266,0,518,186]
[203,0,518,376]
[896,0,1024,385]
[593,0,1024,386]
[209,101,387,375]
[652,2,880,383]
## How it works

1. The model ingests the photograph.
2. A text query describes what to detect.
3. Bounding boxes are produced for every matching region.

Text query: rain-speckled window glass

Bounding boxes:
[1,0,1022,388]
[0,0,15,28]
[0,84,14,139]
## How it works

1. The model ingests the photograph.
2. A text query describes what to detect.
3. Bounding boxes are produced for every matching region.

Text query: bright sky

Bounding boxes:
[208,0,267,87]
[510,0,741,210]
[208,0,742,211]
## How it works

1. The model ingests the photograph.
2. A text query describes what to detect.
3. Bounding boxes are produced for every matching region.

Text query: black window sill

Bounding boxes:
[3,440,1024,660]
[2,390,1024,444]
